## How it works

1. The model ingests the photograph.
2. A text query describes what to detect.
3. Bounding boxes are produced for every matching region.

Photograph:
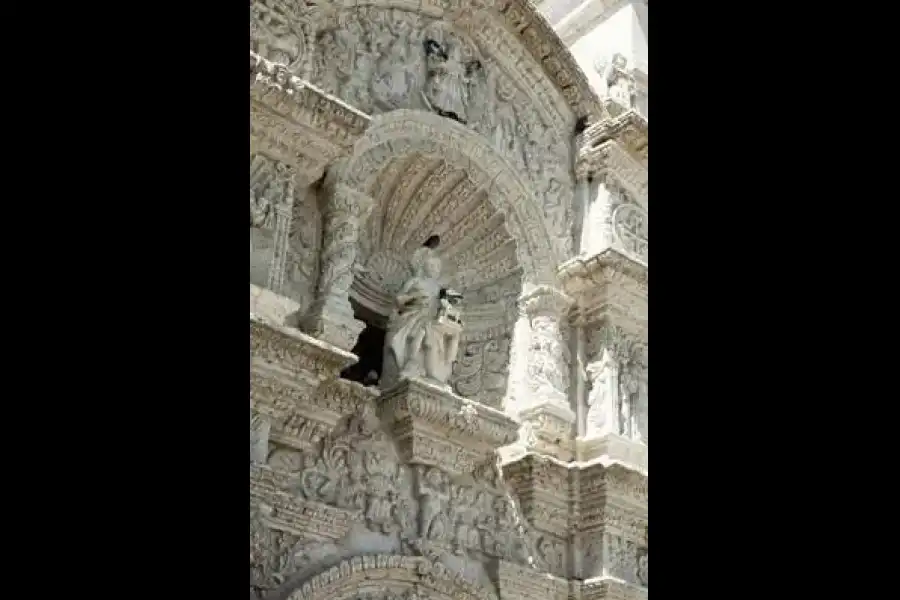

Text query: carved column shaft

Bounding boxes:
[504,286,577,461]
[266,177,295,294]
[522,286,572,406]
[302,163,372,351]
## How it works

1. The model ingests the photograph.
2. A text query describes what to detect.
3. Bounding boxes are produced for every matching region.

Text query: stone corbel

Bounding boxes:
[378,378,519,477]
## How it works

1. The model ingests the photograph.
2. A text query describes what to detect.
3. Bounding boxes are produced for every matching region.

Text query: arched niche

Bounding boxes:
[285,555,499,600]
[251,0,578,259]
[339,110,553,406]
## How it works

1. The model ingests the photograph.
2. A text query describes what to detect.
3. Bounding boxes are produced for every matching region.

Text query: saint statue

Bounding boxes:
[381,235,464,389]
[422,38,482,124]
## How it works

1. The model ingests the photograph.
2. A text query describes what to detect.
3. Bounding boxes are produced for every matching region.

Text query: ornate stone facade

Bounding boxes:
[250,3,648,600]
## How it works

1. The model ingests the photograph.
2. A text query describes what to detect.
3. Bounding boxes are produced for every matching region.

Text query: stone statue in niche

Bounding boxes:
[585,348,618,436]
[420,28,484,124]
[381,236,464,389]
[601,53,634,109]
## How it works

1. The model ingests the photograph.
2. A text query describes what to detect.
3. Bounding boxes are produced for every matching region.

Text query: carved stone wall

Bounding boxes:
[251,1,577,261]
[251,3,648,600]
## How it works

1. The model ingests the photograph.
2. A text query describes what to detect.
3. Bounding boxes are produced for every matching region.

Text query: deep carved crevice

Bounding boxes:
[340,300,386,385]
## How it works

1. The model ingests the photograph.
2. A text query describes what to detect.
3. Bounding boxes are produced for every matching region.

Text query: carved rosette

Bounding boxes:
[379,378,518,477]
[302,163,374,351]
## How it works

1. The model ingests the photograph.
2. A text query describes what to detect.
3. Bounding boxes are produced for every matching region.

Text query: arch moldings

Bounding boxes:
[287,554,498,600]
[341,110,558,286]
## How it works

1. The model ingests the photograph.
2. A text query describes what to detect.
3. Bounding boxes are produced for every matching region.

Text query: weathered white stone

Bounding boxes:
[250,3,648,598]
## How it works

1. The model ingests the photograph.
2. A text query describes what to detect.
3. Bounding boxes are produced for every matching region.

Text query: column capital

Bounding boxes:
[519,285,573,319]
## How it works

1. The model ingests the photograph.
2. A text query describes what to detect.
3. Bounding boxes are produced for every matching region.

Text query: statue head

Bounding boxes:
[423,255,442,279]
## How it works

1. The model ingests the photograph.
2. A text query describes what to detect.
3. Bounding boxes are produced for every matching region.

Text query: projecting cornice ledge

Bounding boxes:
[250,51,371,179]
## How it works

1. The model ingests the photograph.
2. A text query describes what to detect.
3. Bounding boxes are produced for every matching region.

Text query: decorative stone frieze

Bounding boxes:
[494,560,570,600]
[250,316,357,397]
[250,50,370,151]
[379,378,519,477]
[577,463,647,585]
[581,579,648,600]
[251,465,359,542]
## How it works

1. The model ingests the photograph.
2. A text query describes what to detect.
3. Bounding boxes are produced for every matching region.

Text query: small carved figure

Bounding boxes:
[585,348,618,435]
[422,38,482,124]
[602,53,634,108]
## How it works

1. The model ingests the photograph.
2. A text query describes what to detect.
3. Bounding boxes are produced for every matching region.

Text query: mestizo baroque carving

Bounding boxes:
[251,2,648,600]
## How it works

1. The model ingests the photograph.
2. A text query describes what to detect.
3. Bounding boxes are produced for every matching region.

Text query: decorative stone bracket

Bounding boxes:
[378,378,519,477]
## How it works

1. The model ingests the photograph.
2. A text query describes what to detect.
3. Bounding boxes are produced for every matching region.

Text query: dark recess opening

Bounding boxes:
[340,300,386,386]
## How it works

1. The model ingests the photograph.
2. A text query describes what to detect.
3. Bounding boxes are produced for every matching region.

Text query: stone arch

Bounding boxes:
[286,555,498,600]
[343,109,558,287]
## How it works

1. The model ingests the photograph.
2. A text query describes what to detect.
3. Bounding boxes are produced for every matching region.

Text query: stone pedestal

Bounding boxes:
[378,377,519,477]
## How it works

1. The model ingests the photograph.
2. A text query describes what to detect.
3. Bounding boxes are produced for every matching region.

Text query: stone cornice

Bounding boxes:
[557,249,647,328]
[579,107,648,169]
[497,0,606,121]
[379,377,519,475]
[575,138,647,199]
[250,51,371,179]
[250,316,357,383]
